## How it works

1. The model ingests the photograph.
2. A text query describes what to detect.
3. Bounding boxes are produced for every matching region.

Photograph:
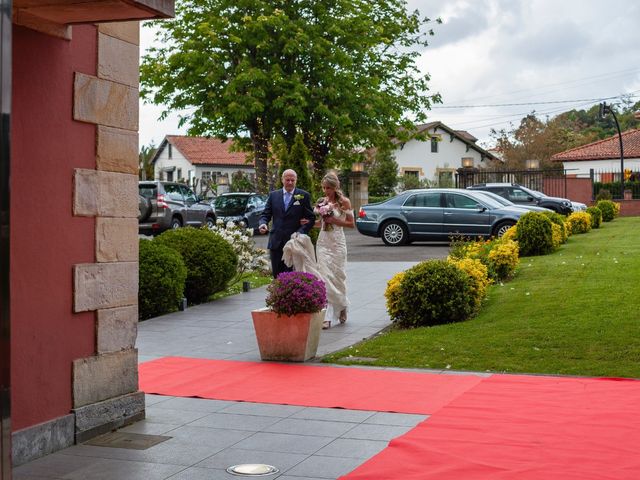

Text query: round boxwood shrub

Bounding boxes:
[392,260,475,328]
[542,211,568,243]
[586,206,602,229]
[448,258,490,312]
[139,239,187,320]
[515,212,553,257]
[155,227,238,303]
[595,200,616,222]
[565,212,592,234]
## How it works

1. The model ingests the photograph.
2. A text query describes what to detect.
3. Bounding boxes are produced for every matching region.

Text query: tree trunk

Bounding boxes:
[251,129,270,193]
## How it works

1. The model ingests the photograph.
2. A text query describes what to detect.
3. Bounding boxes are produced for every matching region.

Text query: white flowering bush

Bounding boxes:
[210,220,271,284]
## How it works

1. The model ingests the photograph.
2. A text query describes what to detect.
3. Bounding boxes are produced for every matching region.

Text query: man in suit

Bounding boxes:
[259,169,316,278]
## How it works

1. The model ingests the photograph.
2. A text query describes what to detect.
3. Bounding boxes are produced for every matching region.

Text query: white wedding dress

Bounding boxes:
[316,209,350,325]
[282,208,351,326]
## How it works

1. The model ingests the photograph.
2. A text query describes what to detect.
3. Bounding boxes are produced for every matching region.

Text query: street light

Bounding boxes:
[599,102,625,199]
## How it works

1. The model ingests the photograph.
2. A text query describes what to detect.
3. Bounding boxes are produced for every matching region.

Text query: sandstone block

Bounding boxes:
[97,126,138,174]
[98,21,140,45]
[73,349,138,408]
[74,168,138,218]
[98,32,139,87]
[74,73,138,131]
[97,305,138,354]
[74,262,137,312]
[96,217,139,262]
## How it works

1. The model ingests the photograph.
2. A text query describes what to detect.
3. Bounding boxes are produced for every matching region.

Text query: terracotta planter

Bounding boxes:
[251,308,325,362]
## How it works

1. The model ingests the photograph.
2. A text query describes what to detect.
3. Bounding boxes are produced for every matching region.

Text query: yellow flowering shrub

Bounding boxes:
[613,202,621,217]
[487,239,519,280]
[501,225,518,242]
[551,223,563,249]
[384,272,405,321]
[449,257,490,311]
[566,212,592,234]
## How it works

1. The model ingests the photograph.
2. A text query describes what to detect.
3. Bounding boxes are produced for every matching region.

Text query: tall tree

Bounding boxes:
[277,133,313,194]
[140,0,440,191]
[368,148,399,196]
[139,143,157,180]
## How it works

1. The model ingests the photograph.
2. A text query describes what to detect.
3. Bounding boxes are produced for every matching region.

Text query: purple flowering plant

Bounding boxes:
[266,271,327,316]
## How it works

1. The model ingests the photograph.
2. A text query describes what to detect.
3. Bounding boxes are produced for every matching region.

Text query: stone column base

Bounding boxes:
[12,414,74,466]
[73,390,145,443]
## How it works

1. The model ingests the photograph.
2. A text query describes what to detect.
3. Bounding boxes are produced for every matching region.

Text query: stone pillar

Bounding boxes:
[348,171,369,215]
[71,21,144,443]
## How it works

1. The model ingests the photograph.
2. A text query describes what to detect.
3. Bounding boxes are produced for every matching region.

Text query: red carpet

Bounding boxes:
[342,374,640,480]
[139,356,483,414]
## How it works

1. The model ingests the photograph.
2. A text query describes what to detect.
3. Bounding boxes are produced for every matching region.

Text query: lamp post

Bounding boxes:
[599,102,625,199]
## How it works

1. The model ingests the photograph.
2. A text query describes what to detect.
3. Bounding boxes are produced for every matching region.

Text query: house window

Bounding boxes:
[177,168,182,180]
[168,143,172,159]
[166,170,174,182]
[431,137,439,153]
[202,171,211,182]
[404,170,419,178]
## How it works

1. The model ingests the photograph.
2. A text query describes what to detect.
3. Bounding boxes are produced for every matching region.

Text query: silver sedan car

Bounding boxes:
[356,188,525,246]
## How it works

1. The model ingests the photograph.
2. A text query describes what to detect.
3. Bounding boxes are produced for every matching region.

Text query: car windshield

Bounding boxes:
[475,191,513,206]
[519,185,544,198]
[214,195,248,215]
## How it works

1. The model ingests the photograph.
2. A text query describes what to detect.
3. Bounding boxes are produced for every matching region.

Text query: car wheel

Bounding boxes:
[170,217,182,229]
[493,221,515,238]
[138,195,151,222]
[381,220,408,246]
[205,215,216,229]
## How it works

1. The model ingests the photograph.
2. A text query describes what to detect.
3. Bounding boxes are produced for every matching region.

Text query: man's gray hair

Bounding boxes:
[282,169,297,179]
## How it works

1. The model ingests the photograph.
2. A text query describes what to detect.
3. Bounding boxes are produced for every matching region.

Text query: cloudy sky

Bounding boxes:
[139,0,640,149]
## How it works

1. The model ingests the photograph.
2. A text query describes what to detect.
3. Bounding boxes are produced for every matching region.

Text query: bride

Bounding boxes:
[314,172,355,329]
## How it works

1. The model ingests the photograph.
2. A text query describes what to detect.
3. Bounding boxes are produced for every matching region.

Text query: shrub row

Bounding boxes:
[384,200,621,330]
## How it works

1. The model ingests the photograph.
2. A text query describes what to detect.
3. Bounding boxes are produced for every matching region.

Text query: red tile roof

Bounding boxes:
[165,135,252,166]
[551,129,640,162]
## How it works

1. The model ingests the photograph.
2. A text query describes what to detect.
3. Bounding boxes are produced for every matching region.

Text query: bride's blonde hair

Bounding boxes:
[322,172,345,207]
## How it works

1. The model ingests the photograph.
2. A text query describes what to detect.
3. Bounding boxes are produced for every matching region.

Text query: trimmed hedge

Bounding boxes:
[515,212,554,257]
[139,239,187,320]
[586,206,602,229]
[155,227,238,304]
[595,200,616,222]
[391,260,475,328]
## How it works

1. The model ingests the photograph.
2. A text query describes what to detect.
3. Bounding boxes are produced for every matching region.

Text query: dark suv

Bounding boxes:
[138,181,216,235]
[467,183,574,215]
[213,192,267,232]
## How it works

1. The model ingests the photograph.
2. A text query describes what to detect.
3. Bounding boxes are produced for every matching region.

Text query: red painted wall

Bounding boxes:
[11,25,97,430]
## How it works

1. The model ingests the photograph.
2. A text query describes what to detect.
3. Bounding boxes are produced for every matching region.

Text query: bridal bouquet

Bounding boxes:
[315,200,337,231]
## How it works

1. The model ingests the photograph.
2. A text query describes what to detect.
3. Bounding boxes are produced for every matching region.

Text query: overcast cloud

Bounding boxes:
[139,0,640,149]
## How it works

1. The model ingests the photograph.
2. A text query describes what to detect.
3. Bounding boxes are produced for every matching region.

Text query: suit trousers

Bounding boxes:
[269,247,293,279]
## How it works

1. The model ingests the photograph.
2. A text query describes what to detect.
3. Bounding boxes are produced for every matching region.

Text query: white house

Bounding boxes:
[391,122,501,186]
[551,129,640,177]
[152,135,256,196]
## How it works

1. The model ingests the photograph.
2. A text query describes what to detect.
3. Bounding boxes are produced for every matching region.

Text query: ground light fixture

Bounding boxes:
[226,464,280,476]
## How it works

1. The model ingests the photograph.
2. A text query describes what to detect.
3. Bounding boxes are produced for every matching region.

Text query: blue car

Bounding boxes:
[356,188,525,246]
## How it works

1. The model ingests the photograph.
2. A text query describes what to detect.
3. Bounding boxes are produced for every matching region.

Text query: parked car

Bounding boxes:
[471,190,552,213]
[467,183,577,215]
[356,188,526,246]
[138,181,216,235]
[213,192,267,232]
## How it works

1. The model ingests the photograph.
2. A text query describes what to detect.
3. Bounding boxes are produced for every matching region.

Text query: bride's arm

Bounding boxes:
[329,198,355,228]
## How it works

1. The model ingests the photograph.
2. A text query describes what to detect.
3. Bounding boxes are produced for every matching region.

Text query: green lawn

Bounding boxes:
[323,217,640,378]
[209,272,272,301]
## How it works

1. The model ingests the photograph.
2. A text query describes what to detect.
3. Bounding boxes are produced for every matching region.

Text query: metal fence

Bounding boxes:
[589,168,640,199]
[455,168,568,198]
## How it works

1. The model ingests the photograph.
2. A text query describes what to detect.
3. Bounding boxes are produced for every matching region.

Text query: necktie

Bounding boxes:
[284,191,291,208]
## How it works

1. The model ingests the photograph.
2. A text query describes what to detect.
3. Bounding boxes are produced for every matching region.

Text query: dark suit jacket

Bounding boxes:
[260,188,316,250]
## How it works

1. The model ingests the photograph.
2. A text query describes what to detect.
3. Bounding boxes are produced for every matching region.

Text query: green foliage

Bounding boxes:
[449,237,519,282]
[586,206,602,229]
[277,133,313,193]
[139,143,156,180]
[138,239,187,320]
[391,260,475,328]
[368,195,394,204]
[397,173,422,191]
[542,211,568,243]
[595,200,616,222]
[515,212,554,256]
[368,149,399,196]
[155,227,238,303]
[230,170,256,192]
[565,212,592,234]
[140,1,441,188]
[595,188,612,201]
